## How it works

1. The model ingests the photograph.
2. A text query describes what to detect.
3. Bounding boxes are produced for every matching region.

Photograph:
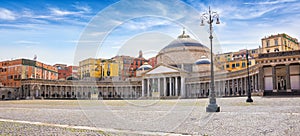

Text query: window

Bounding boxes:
[274,39,278,46]
[267,50,270,53]
[226,64,230,68]
[249,61,252,65]
[242,62,246,68]
[284,40,287,45]
[266,40,270,47]
[231,64,235,68]
[236,63,240,67]
[274,48,279,52]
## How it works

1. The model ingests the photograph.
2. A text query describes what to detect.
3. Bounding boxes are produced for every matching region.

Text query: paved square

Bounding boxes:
[0,97,299,135]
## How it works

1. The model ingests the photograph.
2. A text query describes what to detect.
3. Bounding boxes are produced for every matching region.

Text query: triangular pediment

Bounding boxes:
[146,65,180,75]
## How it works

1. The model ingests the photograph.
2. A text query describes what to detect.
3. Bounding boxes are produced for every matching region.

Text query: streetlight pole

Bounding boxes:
[246,50,253,102]
[201,6,220,112]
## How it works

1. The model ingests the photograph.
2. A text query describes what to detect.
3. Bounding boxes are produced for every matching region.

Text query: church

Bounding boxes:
[3,30,300,100]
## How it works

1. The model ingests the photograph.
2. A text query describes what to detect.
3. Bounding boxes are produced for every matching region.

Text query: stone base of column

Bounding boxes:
[206,104,220,112]
[287,89,292,92]
[273,89,277,92]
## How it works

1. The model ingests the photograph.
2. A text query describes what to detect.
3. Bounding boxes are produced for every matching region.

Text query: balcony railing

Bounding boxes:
[259,50,300,58]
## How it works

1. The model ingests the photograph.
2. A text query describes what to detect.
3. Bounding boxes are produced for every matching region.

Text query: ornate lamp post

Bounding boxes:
[246,50,253,102]
[201,6,220,112]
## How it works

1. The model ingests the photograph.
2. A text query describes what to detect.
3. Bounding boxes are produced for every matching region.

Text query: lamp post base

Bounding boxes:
[206,104,220,112]
[246,97,253,103]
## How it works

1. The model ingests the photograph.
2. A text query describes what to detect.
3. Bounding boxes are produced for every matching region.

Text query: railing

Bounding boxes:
[259,50,300,58]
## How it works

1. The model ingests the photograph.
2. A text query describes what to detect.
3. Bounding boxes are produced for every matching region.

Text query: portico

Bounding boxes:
[142,64,186,98]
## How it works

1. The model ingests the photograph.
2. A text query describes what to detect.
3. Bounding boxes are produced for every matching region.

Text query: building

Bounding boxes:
[148,56,157,68]
[79,58,119,80]
[53,64,79,80]
[220,49,258,72]
[101,59,119,79]
[112,55,134,80]
[0,58,58,88]
[156,29,211,72]
[79,58,102,80]
[129,50,147,77]
[261,33,299,53]
[3,31,300,100]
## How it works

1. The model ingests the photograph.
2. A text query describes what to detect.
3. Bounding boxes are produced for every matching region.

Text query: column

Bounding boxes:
[256,74,259,92]
[147,78,150,97]
[158,78,161,96]
[152,78,155,96]
[142,79,145,97]
[286,64,291,92]
[164,77,167,97]
[215,81,218,97]
[175,77,178,96]
[251,75,254,93]
[201,83,204,96]
[217,81,220,96]
[227,80,229,96]
[231,79,235,95]
[244,77,247,95]
[272,65,277,92]
[169,77,172,96]
[208,82,210,97]
[258,67,264,92]
[222,81,225,96]
[237,78,240,96]
[241,78,244,95]
[181,77,185,98]
[253,74,257,91]
[197,83,200,97]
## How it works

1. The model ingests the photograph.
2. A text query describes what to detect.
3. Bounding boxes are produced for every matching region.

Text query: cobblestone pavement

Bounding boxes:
[0,120,107,136]
[0,96,299,135]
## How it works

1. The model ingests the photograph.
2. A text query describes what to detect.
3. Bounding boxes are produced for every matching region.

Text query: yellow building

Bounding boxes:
[79,58,102,79]
[101,59,119,78]
[261,33,299,53]
[218,49,258,72]
[79,58,119,80]
[224,59,256,72]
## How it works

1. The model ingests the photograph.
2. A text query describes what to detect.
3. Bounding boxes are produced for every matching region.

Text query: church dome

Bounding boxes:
[162,30,206,50]
[157,29,210,67]
[195,56,210,65]
[137,62,152,71]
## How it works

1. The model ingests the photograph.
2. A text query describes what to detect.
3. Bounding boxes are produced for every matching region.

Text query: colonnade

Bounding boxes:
[186,74,259,98]
[20,84,142,99]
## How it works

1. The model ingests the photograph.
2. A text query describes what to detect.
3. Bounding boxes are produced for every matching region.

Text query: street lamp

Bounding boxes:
[246,50,253,102]
[201,6,220,112]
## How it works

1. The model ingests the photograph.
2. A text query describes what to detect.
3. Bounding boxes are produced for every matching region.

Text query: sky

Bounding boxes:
[0,0,299,65]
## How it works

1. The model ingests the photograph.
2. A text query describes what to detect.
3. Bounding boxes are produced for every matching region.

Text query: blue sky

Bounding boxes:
[0,0,299,65]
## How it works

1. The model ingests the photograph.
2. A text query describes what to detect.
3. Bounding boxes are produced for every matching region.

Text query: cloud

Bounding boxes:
[0,8,16,20]
[49,8,80,16]
[14,40,40,45]
[118,17,175,31]
[72,2,91,12]
[111,46,121,49]
[244,0,297,5]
